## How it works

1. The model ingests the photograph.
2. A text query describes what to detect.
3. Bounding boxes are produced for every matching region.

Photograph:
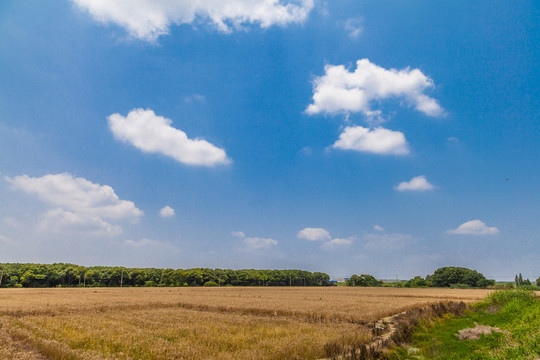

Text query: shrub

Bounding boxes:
[473,289,535,311]
[203,281,219,287]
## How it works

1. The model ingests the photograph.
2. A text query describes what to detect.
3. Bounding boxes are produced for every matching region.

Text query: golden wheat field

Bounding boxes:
[0,287,492,360]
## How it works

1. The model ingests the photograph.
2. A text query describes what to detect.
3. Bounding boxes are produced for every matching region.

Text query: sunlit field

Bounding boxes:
[0,287,492,359]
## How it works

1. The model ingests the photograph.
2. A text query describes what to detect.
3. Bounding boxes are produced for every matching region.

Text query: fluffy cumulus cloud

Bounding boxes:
[160,206,175,218]
[447,220,499,235]
[363,233,414,251]
[297,227,331,241]
[333,126,409,155]
[395,175,435,191]
[306,58,443,119]
[108,108,231,167]
[298,227,353,249]
[5,173,142,236]
[72,0,315,41]
[321,238,352,249]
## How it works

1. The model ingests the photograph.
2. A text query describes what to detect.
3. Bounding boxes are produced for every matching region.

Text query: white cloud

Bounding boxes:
[108,108,231,167]
[297,227,331,241]
[160,205,175,218]
[364,233,414,251]
[231,231,246,238]
[39,209,124,236]
[447,220,499,235]
[321,238,352,249]
[233,231,278,250]
[5,173,142,235]
[333,126,409,155]
[343,18,362,38]
[395,175,435,191]
[306,58,443,119]
[72,0,315,41]
[374,225,384,232]
[244,236,278,249]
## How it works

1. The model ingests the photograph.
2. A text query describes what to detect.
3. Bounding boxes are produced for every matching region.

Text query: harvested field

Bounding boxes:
[0,287,492,359]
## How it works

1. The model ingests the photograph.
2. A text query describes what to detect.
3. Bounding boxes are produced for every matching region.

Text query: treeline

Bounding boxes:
[347,267,497,288]
[403,267,495,288]
[0,263,331,288]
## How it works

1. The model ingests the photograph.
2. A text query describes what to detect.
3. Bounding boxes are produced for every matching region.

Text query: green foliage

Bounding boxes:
[430,267,493,288]
[345,274,382,287]
[537,276,540,287]
[203,281,219,287]
[0,263,331,288]
[473,289,535,311]
[390,290,540,360]
[405,276,428,288]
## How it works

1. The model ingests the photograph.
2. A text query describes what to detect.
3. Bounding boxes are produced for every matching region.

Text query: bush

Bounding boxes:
[474,289,535,311]
[203,281,219,287]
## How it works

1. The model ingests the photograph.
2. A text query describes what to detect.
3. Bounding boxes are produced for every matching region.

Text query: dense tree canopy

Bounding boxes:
[345,274,382,287]
[428,267,494,288]
[0,263,331,288]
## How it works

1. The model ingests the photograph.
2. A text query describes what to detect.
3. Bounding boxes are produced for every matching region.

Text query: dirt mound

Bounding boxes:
[457,323,507,340]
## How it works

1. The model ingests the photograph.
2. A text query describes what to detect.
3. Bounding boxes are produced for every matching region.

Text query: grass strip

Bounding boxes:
[388,290,540,360]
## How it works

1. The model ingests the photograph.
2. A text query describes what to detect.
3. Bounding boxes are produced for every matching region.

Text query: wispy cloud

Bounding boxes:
[297,227,331,241]
[233,231,278,250]
[244,236,279,250]
[363,233,414,251]
[321,238,352,249]
[343,18,363,38]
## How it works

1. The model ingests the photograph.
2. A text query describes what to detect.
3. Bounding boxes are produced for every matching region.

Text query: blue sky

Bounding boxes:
[1,0,538,281]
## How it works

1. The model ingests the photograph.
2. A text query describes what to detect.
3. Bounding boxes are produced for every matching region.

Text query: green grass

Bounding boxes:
[389,290,540,360]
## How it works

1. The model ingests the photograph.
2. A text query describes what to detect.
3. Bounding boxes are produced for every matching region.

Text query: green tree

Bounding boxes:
[405,276,427,288]
[430,267,491,288]
[346,274,382,287]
